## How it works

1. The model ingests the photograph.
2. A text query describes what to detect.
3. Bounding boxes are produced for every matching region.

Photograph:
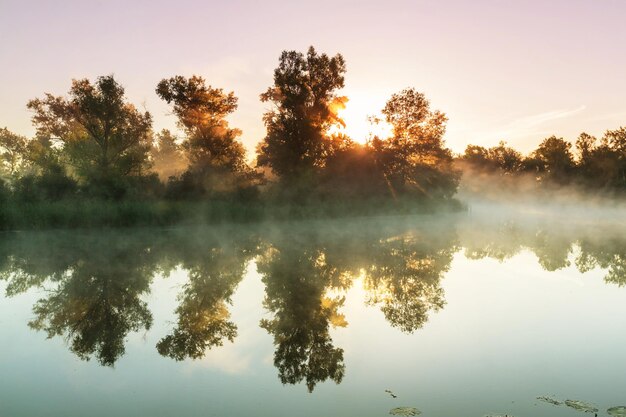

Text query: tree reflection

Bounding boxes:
[1,216,625,386]
[362,229,456,333]
[256,221,457,390]
[576,234,626,287]
[256,232,349,392]
[156,232,256,360]
[0,228,256,366]
[459,218,626,285]
[0,231,158,366]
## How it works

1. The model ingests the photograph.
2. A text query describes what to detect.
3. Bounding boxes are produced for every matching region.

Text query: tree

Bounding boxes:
[156,76,253,196]
[461,144,490,169]
[27,75,153,193]
[149,129,187,181]
[256,46,348,184]
[575,132,597,165]
[373,88,459,198]
[487,141,523,173]
[529,136,575,183]
[0,127,28,177]
[602,127,626,187]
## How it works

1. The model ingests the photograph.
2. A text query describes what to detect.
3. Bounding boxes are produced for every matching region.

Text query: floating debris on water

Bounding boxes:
[385,389,398,398]
[608,406,626,417]
[484,414,515,417]
[537,396,563,406]
[564,399,599,413]
[389,407,420,416]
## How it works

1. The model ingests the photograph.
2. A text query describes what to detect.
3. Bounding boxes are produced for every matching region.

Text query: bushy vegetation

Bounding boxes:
[2,46,623,230]
[0,47,461,230]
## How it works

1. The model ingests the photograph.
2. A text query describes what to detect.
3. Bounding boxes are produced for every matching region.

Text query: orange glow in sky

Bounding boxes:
[2,0,626,157]
[331,96,394,144]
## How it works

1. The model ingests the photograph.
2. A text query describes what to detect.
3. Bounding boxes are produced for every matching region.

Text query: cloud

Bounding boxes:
[447,105,587,151]
[505,105,587,135]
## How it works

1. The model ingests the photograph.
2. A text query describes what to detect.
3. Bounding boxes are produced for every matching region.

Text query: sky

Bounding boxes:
[1,0,626,157]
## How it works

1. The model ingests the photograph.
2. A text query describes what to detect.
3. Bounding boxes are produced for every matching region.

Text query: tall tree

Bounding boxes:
[256,46,348,183]
[156,76,252,195]
[27,75,152,196]
[373,88,459,198]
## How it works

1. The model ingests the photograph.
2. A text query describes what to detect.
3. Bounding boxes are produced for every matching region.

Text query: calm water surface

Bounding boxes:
[1,212,625,416]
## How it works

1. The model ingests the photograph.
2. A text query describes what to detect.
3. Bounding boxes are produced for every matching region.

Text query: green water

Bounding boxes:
[1,212,625,416]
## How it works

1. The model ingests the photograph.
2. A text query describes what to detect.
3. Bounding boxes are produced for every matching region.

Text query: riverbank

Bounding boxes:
[0,197,465,231]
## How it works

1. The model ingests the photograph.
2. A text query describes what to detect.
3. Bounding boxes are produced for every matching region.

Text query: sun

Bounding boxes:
[331,96,393,144]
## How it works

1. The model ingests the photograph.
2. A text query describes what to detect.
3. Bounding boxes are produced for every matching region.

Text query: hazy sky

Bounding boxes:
[2,0,626,156]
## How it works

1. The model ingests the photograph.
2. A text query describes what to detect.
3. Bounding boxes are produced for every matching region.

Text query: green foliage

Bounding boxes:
[27,75,153,196]
[12,168,78,202]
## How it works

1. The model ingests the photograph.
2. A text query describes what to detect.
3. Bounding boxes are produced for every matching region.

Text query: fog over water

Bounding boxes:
[0,203,625,416]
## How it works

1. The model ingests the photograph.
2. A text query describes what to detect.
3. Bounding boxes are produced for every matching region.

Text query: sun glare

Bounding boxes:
[331,97,393,144]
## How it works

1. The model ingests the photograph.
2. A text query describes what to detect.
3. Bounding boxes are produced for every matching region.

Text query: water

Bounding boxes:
[1,211,625,417]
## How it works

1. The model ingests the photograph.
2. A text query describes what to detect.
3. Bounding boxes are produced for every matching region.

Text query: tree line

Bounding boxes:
[458,133,626,192]
[0,46,624,226]
[0,46,458,212]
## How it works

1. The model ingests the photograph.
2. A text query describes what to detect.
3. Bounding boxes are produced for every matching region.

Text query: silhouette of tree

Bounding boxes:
[460,141,523,176]
[256,46,348,190]
[461,144,490,170]
[486,141,524,173]
[322,144,389,200]
[526,136,575,184]
[156,76,254,197]
[372,88,459,199]
[574,132,619,189]
[27,75,153,196]
[602,127,626,188]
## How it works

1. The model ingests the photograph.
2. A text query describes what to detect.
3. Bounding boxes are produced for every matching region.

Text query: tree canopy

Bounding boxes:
[256,46,348,182]
[372,88,459,198]
[27,75,153,190]
[156,75,254,197]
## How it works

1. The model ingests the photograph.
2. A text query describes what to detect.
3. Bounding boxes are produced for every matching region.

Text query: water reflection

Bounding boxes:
[258,229,351,392]
[0,231,158,366]
[156,233,256,360]
[1,215,625,389]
